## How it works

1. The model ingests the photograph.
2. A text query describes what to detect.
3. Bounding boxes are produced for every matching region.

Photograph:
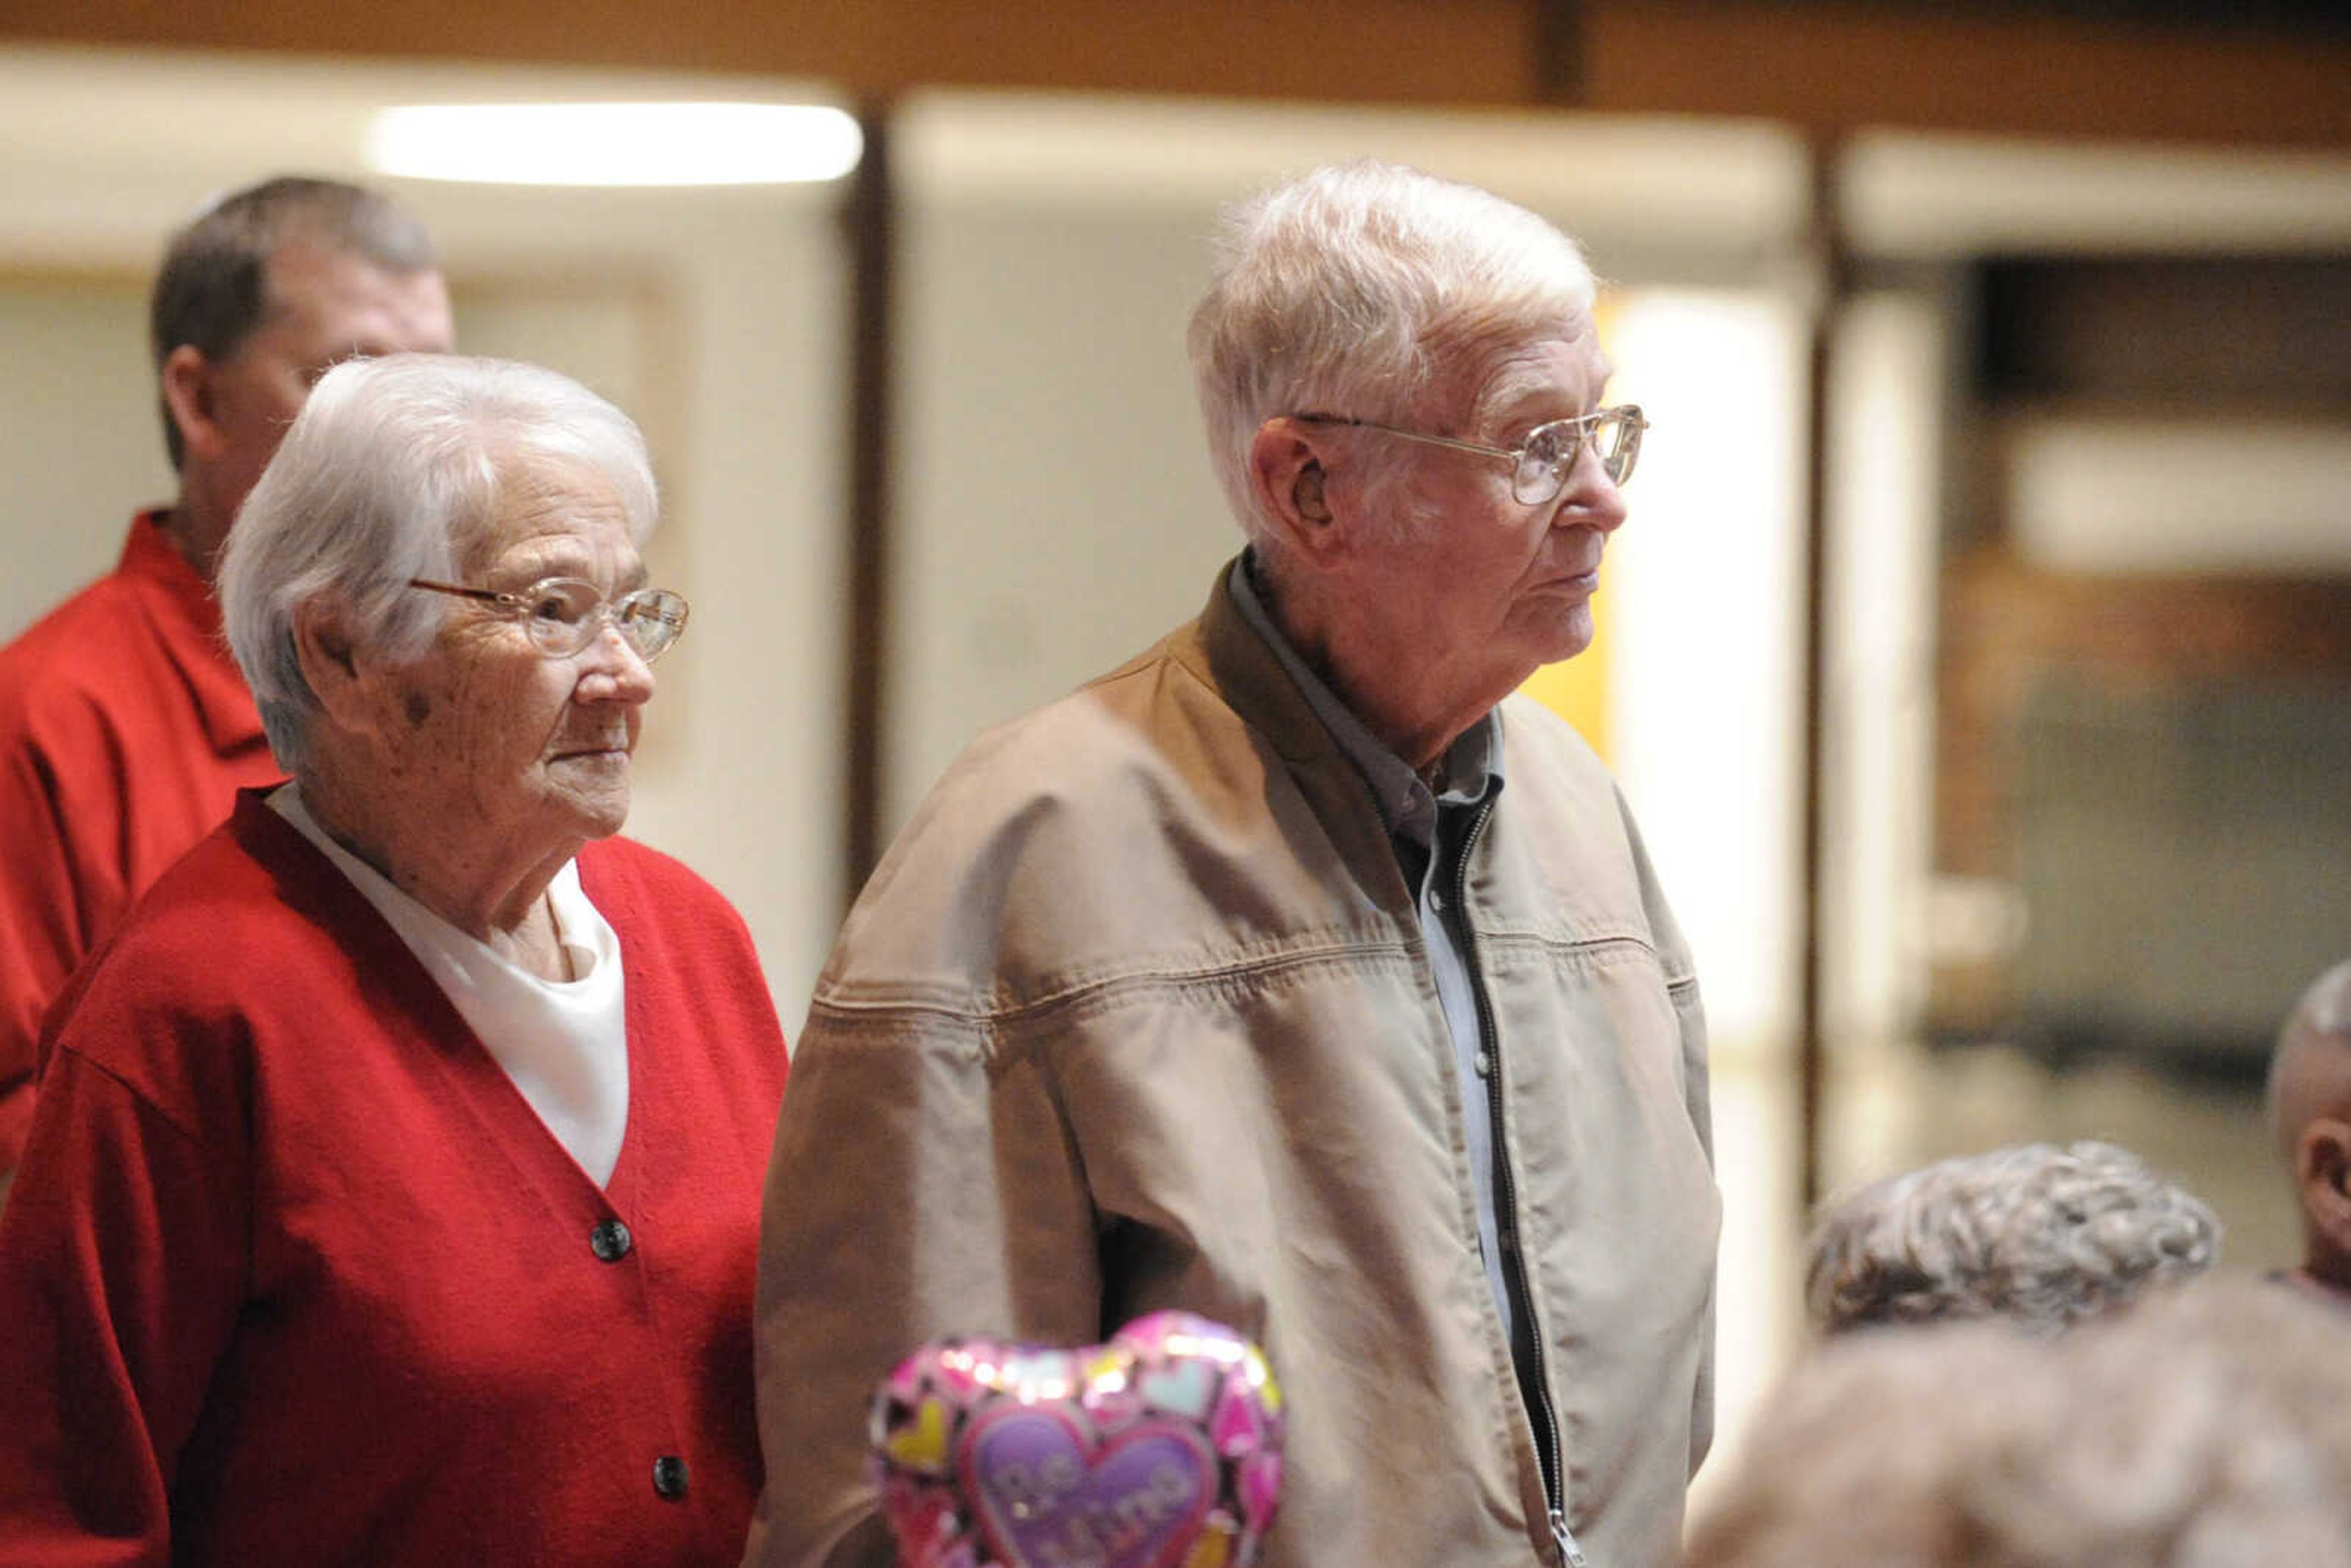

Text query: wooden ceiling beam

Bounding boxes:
[4,1,2344,148]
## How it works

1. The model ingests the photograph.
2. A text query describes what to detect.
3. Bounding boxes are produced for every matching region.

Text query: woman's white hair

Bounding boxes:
[219,353,658,770]
[1804,1139,2222,1337]
[1185,159,1597,552]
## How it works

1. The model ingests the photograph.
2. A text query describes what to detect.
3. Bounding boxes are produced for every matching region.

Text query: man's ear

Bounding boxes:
[291,598,383,742]
[1247,418,1349,567]
[2297,1117,2351,1247]
[159,344,230,469]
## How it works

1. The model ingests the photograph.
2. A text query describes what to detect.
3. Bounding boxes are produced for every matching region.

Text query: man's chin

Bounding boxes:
[1522,606,1595,669]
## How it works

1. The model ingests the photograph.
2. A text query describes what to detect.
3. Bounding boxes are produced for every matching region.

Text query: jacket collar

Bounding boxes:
[1205,551,1502,847]
[1177,553,1343,769]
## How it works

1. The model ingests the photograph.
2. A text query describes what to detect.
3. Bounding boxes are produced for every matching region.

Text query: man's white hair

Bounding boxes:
[1185,159,1597,551]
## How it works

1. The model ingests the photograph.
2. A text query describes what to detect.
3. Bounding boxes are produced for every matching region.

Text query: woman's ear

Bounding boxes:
[1247,418,1349,568]
[291,598,382,743]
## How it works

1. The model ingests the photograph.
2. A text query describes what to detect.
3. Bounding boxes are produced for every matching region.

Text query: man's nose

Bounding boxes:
[1559,446,1630,532]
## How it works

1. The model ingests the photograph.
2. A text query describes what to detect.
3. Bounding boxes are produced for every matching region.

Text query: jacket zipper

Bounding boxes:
[1453,797,1588,1568]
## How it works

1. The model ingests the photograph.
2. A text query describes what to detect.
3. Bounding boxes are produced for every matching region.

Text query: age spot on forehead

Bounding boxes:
[403,690,433,727]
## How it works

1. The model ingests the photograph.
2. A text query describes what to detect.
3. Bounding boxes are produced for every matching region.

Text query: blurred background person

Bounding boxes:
[1805,1139,2221,1336]
[2107,1272,2351,1485]
[0,174,452,1206]
[1687,1272,2351,1568]
[2266,959,2351,1308]
[0,354,787,1565]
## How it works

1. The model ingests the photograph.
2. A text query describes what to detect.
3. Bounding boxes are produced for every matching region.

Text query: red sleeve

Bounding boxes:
[0,721,121,1172]
[0,1032,250,1566]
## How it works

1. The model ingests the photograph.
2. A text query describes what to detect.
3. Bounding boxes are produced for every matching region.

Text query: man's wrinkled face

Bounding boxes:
[1358,323,1630,696]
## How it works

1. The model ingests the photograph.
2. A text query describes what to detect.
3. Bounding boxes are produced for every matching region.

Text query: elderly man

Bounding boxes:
[0,176,452,1196]
[745,160,1717,1568]
[2267,959,2351,1307]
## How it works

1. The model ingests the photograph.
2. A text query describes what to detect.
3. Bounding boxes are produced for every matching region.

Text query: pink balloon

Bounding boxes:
[869,1311,1286,1568]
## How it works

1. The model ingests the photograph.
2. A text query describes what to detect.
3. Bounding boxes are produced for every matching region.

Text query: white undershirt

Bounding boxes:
[268,783,631,1186]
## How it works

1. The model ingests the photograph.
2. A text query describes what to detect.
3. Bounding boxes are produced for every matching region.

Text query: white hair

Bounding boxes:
[1185,159,1597,552]
[1804,1139,2221,1337]
[219,353,658,770]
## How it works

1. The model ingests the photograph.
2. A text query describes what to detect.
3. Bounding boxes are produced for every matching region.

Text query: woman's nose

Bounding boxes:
[575,618,657,703]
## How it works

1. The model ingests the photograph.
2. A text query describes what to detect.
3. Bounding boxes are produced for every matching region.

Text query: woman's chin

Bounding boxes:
[533,784,632,844]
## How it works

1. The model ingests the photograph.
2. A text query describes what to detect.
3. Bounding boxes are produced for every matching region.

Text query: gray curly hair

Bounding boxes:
[1804,1139,2221,1337]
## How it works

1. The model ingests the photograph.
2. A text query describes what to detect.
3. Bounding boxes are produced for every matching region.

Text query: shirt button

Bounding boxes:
[1474,1050,1493,1078]
[652,1455,689,1499]
[590,1218,633,1262]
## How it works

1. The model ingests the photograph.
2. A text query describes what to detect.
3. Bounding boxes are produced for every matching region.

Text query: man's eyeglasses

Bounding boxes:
[408,577,691,662]
[1295,404,1647,506]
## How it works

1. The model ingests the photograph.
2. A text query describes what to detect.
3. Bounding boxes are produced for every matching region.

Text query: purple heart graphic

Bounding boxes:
[960,1405,1216,1568]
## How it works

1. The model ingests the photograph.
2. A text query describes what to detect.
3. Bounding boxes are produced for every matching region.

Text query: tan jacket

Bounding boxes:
[744,565,1719,1568]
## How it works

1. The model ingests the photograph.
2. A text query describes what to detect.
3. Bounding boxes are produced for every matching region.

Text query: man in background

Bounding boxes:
[0,176,452,1201]
[2267,958,2351,1308]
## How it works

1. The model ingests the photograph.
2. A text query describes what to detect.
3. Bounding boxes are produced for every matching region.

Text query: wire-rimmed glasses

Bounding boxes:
[1296,404,1647,505]
[408,576,691,662]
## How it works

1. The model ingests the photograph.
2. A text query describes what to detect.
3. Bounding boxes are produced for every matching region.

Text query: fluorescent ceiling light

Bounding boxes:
[366,102,861,186]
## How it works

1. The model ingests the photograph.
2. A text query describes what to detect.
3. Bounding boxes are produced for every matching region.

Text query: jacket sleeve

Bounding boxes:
[740,1012,1100,1568]
[1614,782,1717,1475]
[0,720,113,1174]
[0,1029,250,1566]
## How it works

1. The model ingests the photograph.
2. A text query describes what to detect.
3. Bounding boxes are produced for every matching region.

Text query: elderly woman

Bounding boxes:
[0,354,788,1564]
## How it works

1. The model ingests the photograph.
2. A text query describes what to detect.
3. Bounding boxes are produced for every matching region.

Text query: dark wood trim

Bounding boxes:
[1581,4,2350,147]
[4,3,2342,149]
[1797,133,1847,1215]
[1531,0,1586,106]
[842,100,893,906]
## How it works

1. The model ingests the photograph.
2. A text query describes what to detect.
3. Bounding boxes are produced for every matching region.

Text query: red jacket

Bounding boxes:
[0,793,790,1566]
[0,514,282,1168]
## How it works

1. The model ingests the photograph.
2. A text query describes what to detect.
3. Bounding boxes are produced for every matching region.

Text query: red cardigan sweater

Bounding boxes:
[0,793,790,1566]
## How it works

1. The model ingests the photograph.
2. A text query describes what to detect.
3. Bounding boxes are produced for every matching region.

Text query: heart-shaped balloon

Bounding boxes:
[870,1311,1285,1568]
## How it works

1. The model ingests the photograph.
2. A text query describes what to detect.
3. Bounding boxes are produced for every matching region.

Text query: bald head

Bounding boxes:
[2269,962,2351,1157]
[2267,960,2351,1294]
